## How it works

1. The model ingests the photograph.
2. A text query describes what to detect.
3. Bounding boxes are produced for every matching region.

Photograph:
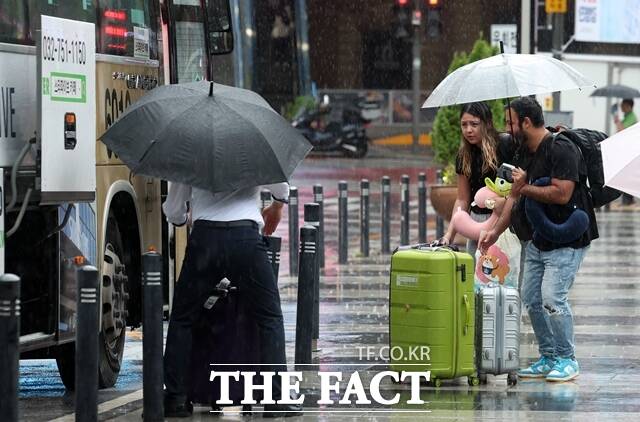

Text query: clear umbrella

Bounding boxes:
[602,122,640,198]
[422,53,595,108]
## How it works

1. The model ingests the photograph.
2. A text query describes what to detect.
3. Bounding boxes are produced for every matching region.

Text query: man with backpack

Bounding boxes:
[479,97,599,382]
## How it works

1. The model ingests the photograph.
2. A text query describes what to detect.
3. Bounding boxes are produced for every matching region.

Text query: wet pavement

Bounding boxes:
[18,146,640,421]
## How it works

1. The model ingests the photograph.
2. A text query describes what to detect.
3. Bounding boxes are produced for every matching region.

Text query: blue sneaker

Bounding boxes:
[517,356,556,378]
[546,358,579,382]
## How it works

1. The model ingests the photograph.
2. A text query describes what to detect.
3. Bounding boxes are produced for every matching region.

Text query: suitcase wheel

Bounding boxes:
[467,376,480,386]
[507,373,518,386]
[478,373,488,384]
[429,378,442,388]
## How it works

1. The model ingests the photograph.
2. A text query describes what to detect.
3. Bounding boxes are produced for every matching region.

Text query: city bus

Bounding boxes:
[0,0,233,389]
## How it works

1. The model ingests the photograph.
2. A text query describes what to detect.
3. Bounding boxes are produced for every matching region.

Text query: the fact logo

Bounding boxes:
[209,370,431,406]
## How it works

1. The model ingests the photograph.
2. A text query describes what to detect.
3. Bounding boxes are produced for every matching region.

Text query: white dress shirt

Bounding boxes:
[162,182,289,229]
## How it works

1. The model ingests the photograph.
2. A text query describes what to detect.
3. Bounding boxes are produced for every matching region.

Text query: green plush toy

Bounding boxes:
[484,176,512,198]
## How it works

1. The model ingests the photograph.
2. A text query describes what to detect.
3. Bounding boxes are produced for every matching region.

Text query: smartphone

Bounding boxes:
[611,104,618,115]
[497,163,515,183]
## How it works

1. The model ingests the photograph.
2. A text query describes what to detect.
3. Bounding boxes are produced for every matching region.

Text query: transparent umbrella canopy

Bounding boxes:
[422,53,596,108]
[602,122,640,198]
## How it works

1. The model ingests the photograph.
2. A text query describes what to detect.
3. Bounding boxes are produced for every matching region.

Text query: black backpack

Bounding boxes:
[548,127,622,208]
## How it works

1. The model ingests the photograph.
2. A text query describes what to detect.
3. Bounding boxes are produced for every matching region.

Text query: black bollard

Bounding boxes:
[295,226,317,366]
[436,170,445,239]
[338,181,349,264]
[381,176,391,254]
[265,236,282,278]
[260,189,272,210]
[304,204,321,349]
[360,179,370,257]
[0,274,20,422]
[418,172,427,243]
[288,187,299,276]
[400,175,410,245]
[76,265,100,422]
[313,184,325,268]
[142,252,164,421]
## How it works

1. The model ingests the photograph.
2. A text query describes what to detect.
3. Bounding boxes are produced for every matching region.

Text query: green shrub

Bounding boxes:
[431,35,505,183]
[283,95,317,121]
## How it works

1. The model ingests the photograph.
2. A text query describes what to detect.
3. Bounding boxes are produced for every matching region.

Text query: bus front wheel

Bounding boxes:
[99,214,129,388]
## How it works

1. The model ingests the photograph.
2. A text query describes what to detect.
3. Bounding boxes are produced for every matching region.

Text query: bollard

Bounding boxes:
[360,179,370,257]
[304,203,321,349]
[338,181,349,264]
[142,252,164,421]
[436,170,445,239]
[260,189,272,210]
[0,274,20,422]
[295,226,317,365]
[76,265,100,422]
[265,236,282,278]
[418,172,427,243]
[381,176,391,254]
[288,187,299,276]
[313,184,325,268]
[400,175,410,245]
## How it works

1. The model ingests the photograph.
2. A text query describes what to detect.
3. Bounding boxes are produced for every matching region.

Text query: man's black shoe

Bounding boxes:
[263,403,303,418]
[164,396,193,418]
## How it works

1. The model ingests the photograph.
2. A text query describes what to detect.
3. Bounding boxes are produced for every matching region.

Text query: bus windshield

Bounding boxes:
[0,0,158,60]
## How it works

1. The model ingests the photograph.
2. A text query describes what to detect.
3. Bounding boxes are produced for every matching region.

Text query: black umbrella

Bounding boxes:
[100,81,312,193]
[590,84,640,98]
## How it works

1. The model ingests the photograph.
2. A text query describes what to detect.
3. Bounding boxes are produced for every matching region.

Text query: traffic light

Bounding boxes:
[425,0,442,39]
[393,0,412,40]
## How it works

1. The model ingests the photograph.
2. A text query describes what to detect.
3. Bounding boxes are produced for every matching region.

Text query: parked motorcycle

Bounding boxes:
[291,96,374,158]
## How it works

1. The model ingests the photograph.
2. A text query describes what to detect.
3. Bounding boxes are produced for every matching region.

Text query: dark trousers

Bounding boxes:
[164,221,287,402]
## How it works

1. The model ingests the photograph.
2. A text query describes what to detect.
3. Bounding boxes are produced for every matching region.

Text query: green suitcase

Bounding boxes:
[389,246,478,387]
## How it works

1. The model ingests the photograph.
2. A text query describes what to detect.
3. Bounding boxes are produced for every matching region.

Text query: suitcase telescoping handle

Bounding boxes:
[463,294,471,336]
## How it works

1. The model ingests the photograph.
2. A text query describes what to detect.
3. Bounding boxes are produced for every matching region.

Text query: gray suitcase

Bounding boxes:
[475,284,520,385]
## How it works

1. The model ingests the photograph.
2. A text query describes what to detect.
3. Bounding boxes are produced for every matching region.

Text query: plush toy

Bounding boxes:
[449,176,512,241]
[525,177,590,244]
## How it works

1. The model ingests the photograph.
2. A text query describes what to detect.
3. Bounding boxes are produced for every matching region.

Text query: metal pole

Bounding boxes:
[551,12,564,112]
[142,252,164,421]
[76,265,100,422]
[411,0,422,153]
[295,225,317,365]
[265,236,282,278]
[360,179,370,257]
[0,274,20,422]
[381,176,391,254]
[400,175,410,245]
[418,172,427,243]
[338,181,349,264]
[313,184,325,268]
[304,203,321,349]
[288,187,300,275]
[436,170,444,239]
[260,189,272,210]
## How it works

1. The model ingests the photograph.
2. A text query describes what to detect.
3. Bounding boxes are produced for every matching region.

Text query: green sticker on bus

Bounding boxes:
[48,72,87,103]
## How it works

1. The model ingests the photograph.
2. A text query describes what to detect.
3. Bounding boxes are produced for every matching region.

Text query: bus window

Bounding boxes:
[171,0,207,82]
[97,0,159,59]
[0,1,30,44]
[1,0,96,45]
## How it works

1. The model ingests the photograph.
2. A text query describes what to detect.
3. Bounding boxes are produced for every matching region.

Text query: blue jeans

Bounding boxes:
[521,242,588,359]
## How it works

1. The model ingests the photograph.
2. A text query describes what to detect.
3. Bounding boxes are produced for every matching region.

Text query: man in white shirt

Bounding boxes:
[162,182,302,417]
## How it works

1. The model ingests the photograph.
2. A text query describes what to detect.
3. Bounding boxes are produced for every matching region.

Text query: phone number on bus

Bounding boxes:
[42,36,87,65]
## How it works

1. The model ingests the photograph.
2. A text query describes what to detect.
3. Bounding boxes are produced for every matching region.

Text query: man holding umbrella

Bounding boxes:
[100,81,312,417]
[480,97,598,383]
[162,181,303,417]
